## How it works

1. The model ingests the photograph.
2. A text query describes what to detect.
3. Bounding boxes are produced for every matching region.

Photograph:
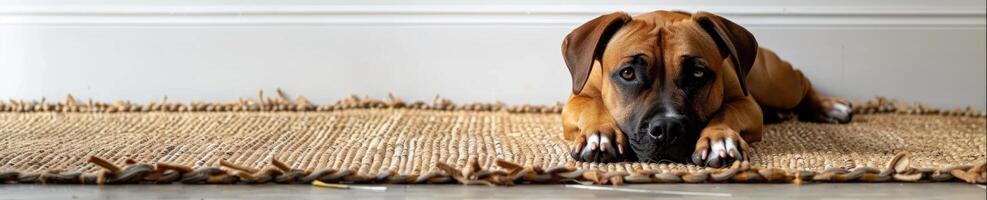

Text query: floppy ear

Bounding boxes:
[693,12,758,96]
[562,12,631,94]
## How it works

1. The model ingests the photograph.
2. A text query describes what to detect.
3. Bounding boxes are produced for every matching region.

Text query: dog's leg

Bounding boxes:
[747,48,852,124]
[691,96,763,168]
[563,95,625,162]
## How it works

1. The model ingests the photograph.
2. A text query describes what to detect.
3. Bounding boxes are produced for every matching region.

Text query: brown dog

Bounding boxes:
[561,10,852,167]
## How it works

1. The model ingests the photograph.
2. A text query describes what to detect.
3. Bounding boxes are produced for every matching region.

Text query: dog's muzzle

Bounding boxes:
[629,113,691,162]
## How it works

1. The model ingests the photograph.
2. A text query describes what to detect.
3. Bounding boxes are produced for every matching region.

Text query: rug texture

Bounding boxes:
[0,92,985,185]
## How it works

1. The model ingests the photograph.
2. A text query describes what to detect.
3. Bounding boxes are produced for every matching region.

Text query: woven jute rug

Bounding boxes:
[1,91,985,185]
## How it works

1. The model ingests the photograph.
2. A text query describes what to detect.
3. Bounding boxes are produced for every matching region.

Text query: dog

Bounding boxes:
[561,10,852,167]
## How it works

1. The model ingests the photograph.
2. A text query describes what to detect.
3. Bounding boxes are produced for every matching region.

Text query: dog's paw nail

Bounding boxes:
[587,133,600,150]
[725,138,736,155]
[598,134,611,152]
[710,139,725,158]
[730,150,742,161]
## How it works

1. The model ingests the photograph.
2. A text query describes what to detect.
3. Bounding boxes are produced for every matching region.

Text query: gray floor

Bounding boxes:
[0,183,985,200]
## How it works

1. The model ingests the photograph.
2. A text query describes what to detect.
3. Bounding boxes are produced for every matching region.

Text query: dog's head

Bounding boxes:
[562,11,758,162]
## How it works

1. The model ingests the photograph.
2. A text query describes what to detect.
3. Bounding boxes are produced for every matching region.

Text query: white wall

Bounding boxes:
[1,0,985,109]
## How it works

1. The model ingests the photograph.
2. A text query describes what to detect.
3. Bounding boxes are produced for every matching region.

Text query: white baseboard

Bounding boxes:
[1,5,984,28]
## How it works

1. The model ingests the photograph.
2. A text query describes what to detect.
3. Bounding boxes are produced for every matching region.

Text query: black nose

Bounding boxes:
[646,116,685,141]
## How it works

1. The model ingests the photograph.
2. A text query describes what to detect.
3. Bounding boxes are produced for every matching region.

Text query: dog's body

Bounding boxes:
[561,11,852,167]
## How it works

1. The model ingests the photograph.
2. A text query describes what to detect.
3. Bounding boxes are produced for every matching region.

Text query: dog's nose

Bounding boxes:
[646,117,685,141]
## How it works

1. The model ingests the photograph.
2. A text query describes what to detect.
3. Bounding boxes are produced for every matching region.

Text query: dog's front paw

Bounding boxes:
[569,125,626,163]
[691,127,750,168]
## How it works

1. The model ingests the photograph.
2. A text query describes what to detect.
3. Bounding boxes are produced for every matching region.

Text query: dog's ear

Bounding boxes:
[562,12,631,94]
[693,12,758,96]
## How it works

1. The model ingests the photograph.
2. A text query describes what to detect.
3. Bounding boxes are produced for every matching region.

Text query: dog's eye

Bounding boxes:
[678,55,713,90]
[619,68,636,81]
[681,56,709,80]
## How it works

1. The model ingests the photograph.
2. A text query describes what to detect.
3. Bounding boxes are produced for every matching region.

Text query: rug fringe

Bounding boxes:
[0,89,562,113]
[1,89,984,117]
[1,153,984,185]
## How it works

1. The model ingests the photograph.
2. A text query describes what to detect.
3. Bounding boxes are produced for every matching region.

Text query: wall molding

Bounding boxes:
[1,5,984,28]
